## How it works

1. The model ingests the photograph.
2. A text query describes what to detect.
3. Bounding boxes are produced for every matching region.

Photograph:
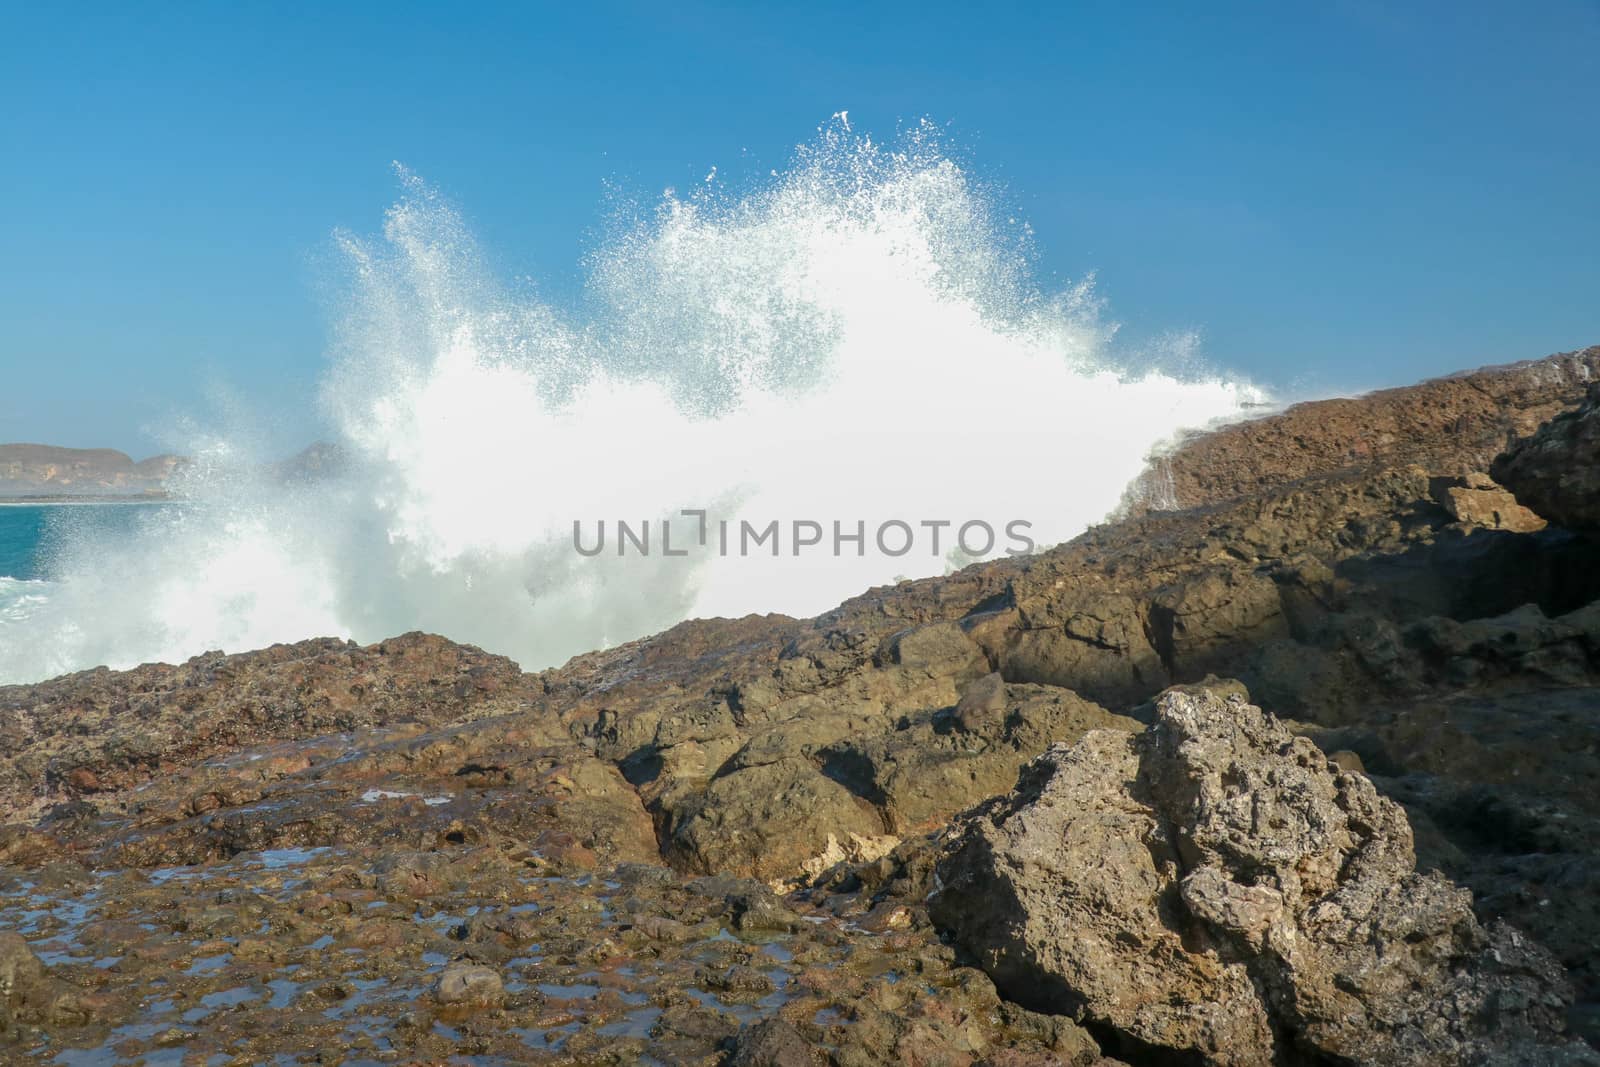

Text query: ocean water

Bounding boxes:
[0,504,173,629]
[0,118,1267,685]
[0,506,48,581]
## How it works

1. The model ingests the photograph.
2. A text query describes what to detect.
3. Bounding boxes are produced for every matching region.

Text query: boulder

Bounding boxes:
[667,756,890,882]
[1493,382,1600,530]
[726,1017,818,1066]
[1430,472,1547,531]
[0,933,85,1033]
[932,687,1590,1066]
[820,680,1139,834]
[433,962,503,1008]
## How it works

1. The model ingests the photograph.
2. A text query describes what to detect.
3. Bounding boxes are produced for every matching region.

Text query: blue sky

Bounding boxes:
[2,1,1596,457]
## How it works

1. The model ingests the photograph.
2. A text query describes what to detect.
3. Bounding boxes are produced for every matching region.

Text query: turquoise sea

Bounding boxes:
[0,503,174,580]
[0,503,171,624]
[0,505,49,580]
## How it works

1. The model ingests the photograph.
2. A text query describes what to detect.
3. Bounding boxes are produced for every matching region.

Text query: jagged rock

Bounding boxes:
[1406,602,1597,686]
[932,687,1592,1066]
[0,933,49,1033]
[682,874,805,932]
[1494,382,1600,530]
[668,757,890,882]
[0,932,88,1033]
[820,681,1140,834]
[1430,472,1547,531]
[882,619,988,676]
[726,1017,819,1066]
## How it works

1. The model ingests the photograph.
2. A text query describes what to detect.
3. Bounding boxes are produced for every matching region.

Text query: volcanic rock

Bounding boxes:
[1430,471,1547,531]
[1494,381,1600,530]
[433,961,504,1007]
[931,686,1591,1066]
[1123,345,1600,513]
[727,1017,819,1066]
[0,631,540,820]
[0,933,86,1034]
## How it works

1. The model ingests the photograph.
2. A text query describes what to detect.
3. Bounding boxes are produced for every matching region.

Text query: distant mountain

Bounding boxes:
[0,444,184,498]
[0,442,348,499]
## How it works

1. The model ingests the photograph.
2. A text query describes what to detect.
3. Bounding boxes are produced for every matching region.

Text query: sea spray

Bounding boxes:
[0,118,1264,684]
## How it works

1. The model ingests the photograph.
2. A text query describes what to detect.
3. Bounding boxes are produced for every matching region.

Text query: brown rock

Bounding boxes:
[1494,381,1600,530]
[433,962,503,1007]
[932,687,1590,1066]
[953,672,1007,731]
[63,767,101,792]
[631,916,693,942]
[0,931,81,1031]
[1327,748,1365,773]
[1430,472,1547,531]
[0,631,540,819]
[727,1017,820,1066]
[1124,345,1600,514]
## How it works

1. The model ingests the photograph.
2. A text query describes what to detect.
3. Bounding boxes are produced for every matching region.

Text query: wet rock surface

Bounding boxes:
[0,845,1115,1065]
[0,632,539,822]
[0,348,1597,1063]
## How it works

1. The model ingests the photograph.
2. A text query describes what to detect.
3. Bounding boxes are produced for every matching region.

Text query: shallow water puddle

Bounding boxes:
[201,985,257,1010]
[595,1005,663,1038]
[266,977,302,1008]
[255,846,329,869]
[184,952,232,976]
[536,981,602,1000]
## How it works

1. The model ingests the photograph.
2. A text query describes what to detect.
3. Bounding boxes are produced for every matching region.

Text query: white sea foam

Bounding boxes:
[0,578,52,626]
[0,118,1265,685]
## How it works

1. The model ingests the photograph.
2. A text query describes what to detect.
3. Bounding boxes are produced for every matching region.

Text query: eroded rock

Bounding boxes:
[1431,471,1547,531]
[433,961,504,1008]
[932,687,1592,1066]
[1495,382,1600,530]
[727,1017,819,1066]
[1125,345,1600,514]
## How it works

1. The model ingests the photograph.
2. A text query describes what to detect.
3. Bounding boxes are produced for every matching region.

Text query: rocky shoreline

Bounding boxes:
[2,347,1597,1065]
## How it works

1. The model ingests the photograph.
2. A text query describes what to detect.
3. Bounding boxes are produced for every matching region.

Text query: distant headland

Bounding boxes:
[0,443,183,500]
[0,441,344,500]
